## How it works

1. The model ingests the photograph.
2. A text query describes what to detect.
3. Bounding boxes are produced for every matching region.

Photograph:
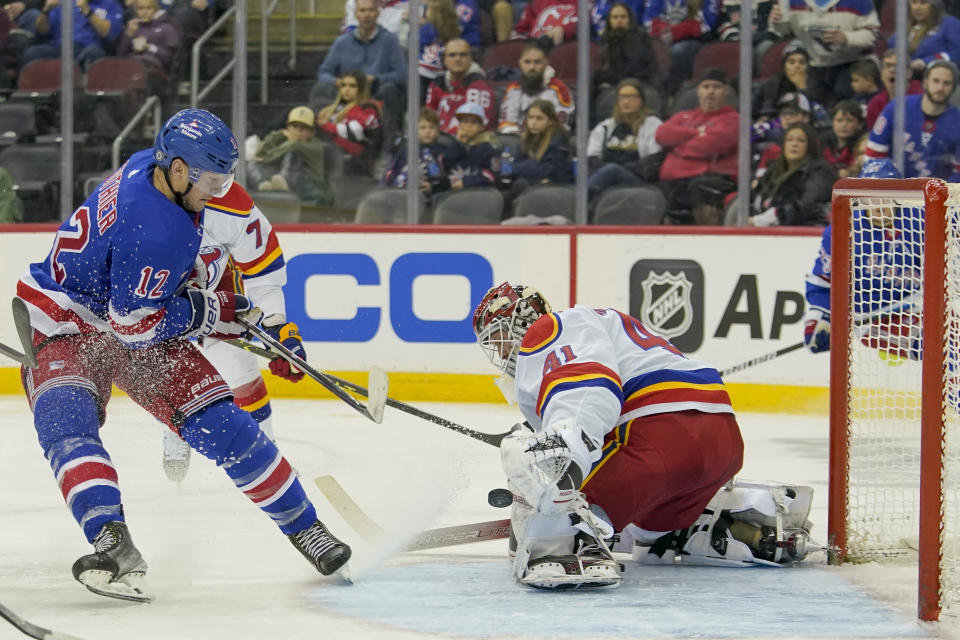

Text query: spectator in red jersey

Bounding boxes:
[512,0,577,48]
[316,69,383,176]
[865,49,923,129]
[425,36,496,134]
[497,42,574,134]
[656,67,739,225]
[820,99,865,178]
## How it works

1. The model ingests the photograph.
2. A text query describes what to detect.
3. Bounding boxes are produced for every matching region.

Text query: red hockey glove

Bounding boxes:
[263,316,306,382]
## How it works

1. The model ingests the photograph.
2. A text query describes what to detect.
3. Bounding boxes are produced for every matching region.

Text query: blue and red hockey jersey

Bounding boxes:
[17,149,206,348]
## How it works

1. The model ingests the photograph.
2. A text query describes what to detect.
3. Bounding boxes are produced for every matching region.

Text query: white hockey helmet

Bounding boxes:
[473,282,552,377]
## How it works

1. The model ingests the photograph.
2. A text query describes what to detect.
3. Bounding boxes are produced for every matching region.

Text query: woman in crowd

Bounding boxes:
[502,99,574,214]
[586,78,664,202]
[750,122,836,226]
[820,99,866,179]
[753,40,822,121]
[316,69,383,176]
[888,0,960,76]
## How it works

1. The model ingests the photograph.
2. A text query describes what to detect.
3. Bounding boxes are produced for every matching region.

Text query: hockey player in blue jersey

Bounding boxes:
[803,158,923,358]
[14,108,350,603]
[865,60,960,182]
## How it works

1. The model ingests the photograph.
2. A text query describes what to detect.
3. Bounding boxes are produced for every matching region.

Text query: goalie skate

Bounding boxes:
[162,428,190,483]
[521,535,623,590]
[72,521,153,603]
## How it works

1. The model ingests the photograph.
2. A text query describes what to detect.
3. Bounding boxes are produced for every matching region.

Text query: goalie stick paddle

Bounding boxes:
[0,601,85,640]
[227,338,510,447]
[0,298,38,369]
[315,475,511,550]
[238,319,387,424]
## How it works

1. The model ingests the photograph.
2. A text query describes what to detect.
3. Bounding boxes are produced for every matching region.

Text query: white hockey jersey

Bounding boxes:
[514,305,733,457]
[198,183,287,319]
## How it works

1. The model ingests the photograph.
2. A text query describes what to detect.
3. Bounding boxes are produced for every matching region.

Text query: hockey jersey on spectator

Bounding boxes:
[200,183,287,319]
[866,94,960,181]
[16,150,204,348]
[643,0,721,42]
[514,305,733,451]
[319,100,383,156]
[425,62,496,134]
[514,0,578,40]
[439,132,500,188]
[887,14,960,67]
[497,66,574,134]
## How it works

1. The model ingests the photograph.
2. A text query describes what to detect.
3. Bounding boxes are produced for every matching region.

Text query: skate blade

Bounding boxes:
[78,569,154,603]
[677,555,781,568]
[521,574,622,589]
[336,563,353,585]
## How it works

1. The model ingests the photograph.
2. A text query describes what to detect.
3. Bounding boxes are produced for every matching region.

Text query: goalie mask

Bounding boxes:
[473,282,552,377]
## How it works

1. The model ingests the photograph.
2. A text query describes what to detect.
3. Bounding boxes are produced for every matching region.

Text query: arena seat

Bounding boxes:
[356,187,424,224]
[513,184,576,220]
[593,186,666,225]
[432,187,503,223]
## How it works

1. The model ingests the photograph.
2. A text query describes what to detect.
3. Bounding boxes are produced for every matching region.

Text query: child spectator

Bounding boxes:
[316,69,383,176]
[587,78,664,201]
[750,122,835,226]
[502,99,573,213]
[381,107,447,196]
[436,101,500,192]
[888,0,960,76]
[248,106,333,205]
[849,58,882,108]
[820,99,865,178]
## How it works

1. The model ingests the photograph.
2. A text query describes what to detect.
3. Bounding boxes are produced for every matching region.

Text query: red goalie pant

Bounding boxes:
[581,410,743,533]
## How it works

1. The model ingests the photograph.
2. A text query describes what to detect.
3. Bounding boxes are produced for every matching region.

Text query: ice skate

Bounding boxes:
[288,519,352,577]
[162,428,190,482]
[521,534,623,590]
[72,521,153,603]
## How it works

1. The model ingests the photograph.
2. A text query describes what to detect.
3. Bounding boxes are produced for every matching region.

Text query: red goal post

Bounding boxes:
[828,177,953,621]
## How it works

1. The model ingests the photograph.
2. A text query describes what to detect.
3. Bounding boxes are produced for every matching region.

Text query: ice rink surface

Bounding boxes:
[0,394,955,640]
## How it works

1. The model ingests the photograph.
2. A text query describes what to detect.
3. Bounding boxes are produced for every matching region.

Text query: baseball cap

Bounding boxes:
[778,92,811,114]
[455,101,488,126]
[287,106,315,127]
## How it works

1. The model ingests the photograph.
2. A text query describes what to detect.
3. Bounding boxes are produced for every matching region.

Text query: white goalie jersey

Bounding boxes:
[514,305,734,461]
[198,183,288,318]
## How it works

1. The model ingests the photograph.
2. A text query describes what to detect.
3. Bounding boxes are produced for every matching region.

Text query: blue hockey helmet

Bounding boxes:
[858,158,903,180]
[154,109,238,197]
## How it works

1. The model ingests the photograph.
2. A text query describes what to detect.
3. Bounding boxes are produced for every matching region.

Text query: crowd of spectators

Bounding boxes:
[4,0,960,226]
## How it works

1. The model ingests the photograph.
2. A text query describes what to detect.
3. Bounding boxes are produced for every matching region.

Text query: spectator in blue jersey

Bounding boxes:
[418,0,462,104]
[865,59,960,181]
[381,107,447,199]
[24,0,124,69]
[643,0,721,96]
[13,109,352,604]
[802,158,921,356]
[888,0,960,77]
[769,0,879,105]
[749,122,835,226]
[310,0,407,151]
[435,101,500,192]
[454,0,480,48]
[593,2,659,94]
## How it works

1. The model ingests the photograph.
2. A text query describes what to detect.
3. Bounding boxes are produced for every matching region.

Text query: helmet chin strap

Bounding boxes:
[162,167,196,213]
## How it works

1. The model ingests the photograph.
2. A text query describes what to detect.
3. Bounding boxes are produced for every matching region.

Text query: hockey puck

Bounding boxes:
[488,488,513,508]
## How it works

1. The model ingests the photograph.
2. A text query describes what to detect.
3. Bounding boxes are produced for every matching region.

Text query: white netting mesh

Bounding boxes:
[842,187,960,614]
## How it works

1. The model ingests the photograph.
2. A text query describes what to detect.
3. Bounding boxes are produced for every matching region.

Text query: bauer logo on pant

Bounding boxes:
[629,259,704,353]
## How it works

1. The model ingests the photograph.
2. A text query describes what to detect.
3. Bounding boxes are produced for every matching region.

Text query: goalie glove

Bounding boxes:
[263,314,306,382]
[500,419,591,516]
[802,308,830,354]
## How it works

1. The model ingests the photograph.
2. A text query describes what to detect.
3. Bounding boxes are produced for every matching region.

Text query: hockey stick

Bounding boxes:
[315,475,511,550]
[0,298,38,369]
[719,341,804,378]
[238,318,387,424]
[226,338,511,447]
[0,601,84,640]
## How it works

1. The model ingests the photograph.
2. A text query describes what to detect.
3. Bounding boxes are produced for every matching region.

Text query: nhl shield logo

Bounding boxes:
[639,271,693,339]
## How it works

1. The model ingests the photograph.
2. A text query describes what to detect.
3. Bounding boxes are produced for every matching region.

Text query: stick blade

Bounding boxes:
[11,297,37,369]
[366,367,388,424]
[315,474,388,539]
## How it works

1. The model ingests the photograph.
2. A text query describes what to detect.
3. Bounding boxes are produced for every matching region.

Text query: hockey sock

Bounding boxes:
[180,399,316,534]
[232,377,274,441]
[34,386,124,542]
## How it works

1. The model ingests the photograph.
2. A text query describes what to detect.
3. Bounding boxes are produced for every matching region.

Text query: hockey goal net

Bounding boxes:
[828,177,960,621]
